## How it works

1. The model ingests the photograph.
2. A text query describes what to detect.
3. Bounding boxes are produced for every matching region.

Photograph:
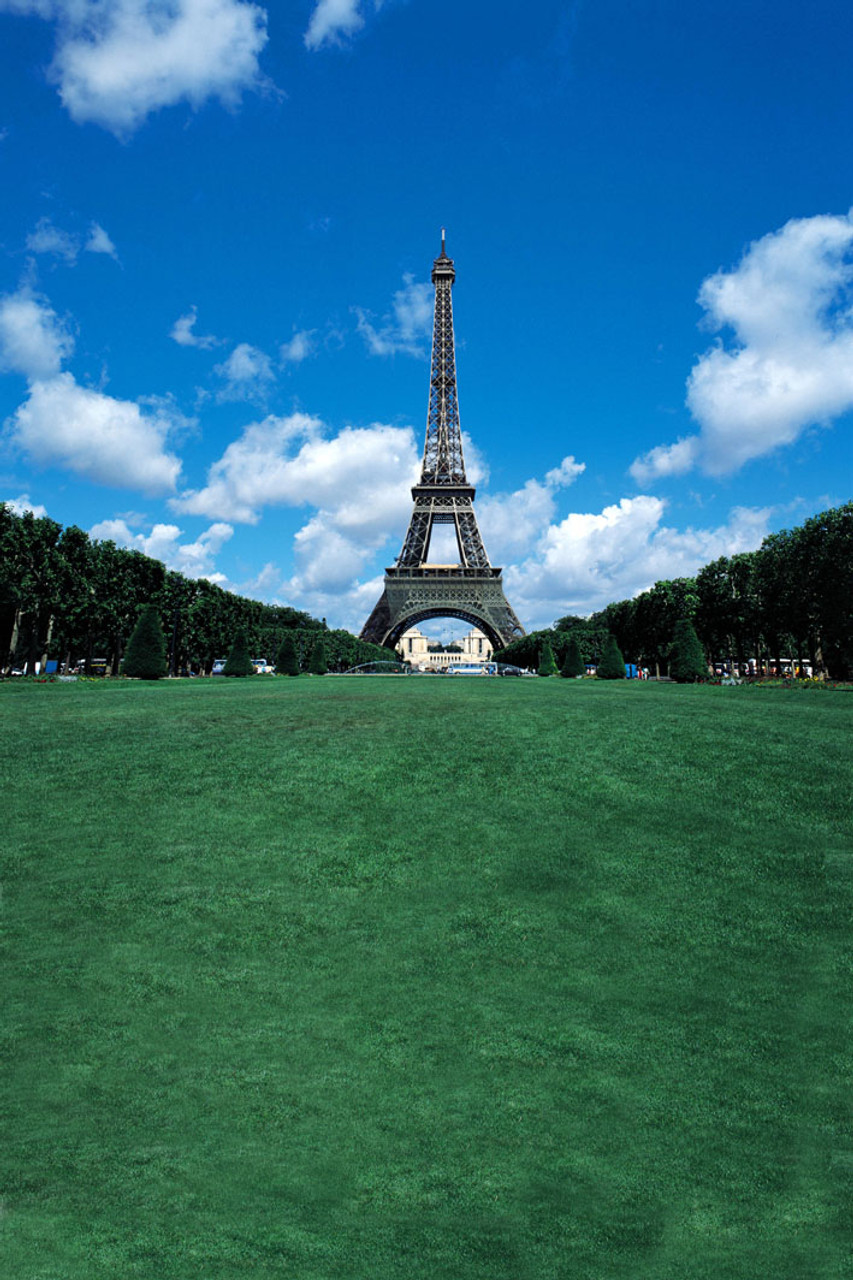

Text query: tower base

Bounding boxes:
[360,567,524,653]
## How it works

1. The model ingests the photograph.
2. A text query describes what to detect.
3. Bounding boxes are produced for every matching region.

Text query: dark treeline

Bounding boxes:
[0,505,395,674]
[495,502,853,680]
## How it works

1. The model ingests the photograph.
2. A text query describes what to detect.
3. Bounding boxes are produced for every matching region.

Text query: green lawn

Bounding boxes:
[3,677,852,1279]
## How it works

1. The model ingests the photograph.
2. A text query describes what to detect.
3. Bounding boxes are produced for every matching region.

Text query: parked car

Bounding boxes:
[499,665,523,677]
[252,659,275,674]
[211,658,227,675]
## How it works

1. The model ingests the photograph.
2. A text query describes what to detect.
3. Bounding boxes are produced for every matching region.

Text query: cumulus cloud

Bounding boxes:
[85,222,118,259]
[23,216,119,264]
[632,209,853,481]
[2,493,48,518]
[171,305,219,349]
[173,412,422,621]
[173,412,419,530]
[9,372,183,494]
[355,274,433,356]
[0,286,187,496]
[0,287,74,379]
[242,558,386,635]
[478,454,585,561]
[629,436,698,486]
[0,0,269,134]
[287,572,386,633]
[26,216,79,264]
[304,0,363,49]
[280,329,314,364]
[506,497,774,625]
[214,342,275,401]
[89,515,232,576]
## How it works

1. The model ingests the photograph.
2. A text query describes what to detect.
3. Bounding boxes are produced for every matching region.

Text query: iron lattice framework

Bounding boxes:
[360,233,525,653]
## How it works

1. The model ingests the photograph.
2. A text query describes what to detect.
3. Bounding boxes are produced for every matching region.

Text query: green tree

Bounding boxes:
[224,629,254,677]
[0,507,64,673]
[592,598,638,662]
[538,640,558,676]
[596,634,626,679]
[494,628,551,670]
[629,578,698,675]
[122,604,167,679]
[669,618,708,683]
[277,633,300,676]
[560,634,585,678]
[308,635,328,675]
[53,525,97,671]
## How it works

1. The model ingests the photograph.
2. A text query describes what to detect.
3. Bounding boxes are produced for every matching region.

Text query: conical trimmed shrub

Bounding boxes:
[122,604,167,679]
[276,633,300,676]
[560,634,585,678]
[596,634,626,679]
[669,618,708,683]
[538,640,558,677]
[308,635,328,675]
[224,629,254,677]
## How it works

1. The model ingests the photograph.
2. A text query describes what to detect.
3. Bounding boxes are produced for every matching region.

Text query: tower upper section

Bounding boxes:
[430,228,456,283]
[421,229,466,485]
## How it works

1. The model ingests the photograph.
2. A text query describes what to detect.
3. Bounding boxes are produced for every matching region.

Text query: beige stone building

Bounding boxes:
[397,626,493,670]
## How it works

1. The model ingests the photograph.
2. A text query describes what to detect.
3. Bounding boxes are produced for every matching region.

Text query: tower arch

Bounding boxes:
[384,607,505,655]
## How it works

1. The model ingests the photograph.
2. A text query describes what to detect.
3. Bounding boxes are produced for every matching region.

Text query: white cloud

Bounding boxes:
[459,431,488,486]
[291,517,374,591]
[1,0,269,134]
[26,216,79,263]
[280,329,314,364]
[290,574,386,633]
[248,560,386,635]
[505,497,774,625]
[214,342,275,401]
[629,436,698,485]
[355,274,433,356]
[23,216,119,264]
[632,210,853,481]
[478,454,585,560]
[10,372,183,494]
[304,0,363,49]
[171,305,219,349]
[85,222,118,259]
[0,287,74,379]
[545,456,586,488]
[3,492,48,517]
[173,410,422,623]
[89,515,232,576]
[173,413,418,531]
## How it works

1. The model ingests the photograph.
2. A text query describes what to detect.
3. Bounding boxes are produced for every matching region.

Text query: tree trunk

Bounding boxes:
[8,608,21,671]
[39,614,54,672]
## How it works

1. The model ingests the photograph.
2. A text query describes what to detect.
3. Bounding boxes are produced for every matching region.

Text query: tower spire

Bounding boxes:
[423,227,463,485]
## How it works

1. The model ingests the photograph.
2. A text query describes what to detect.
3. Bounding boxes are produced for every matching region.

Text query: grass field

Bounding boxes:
[3,676,852,1279]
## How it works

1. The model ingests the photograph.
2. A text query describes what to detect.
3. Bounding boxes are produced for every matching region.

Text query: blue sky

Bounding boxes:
[1,0,852,633]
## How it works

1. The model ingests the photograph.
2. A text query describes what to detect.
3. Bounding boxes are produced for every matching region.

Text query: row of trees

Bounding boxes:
[496,502,852,680]
[124,613,337,680]
[0,505,395,675]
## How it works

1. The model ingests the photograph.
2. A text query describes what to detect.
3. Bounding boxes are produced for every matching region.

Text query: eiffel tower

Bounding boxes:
[360,233,525,653]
